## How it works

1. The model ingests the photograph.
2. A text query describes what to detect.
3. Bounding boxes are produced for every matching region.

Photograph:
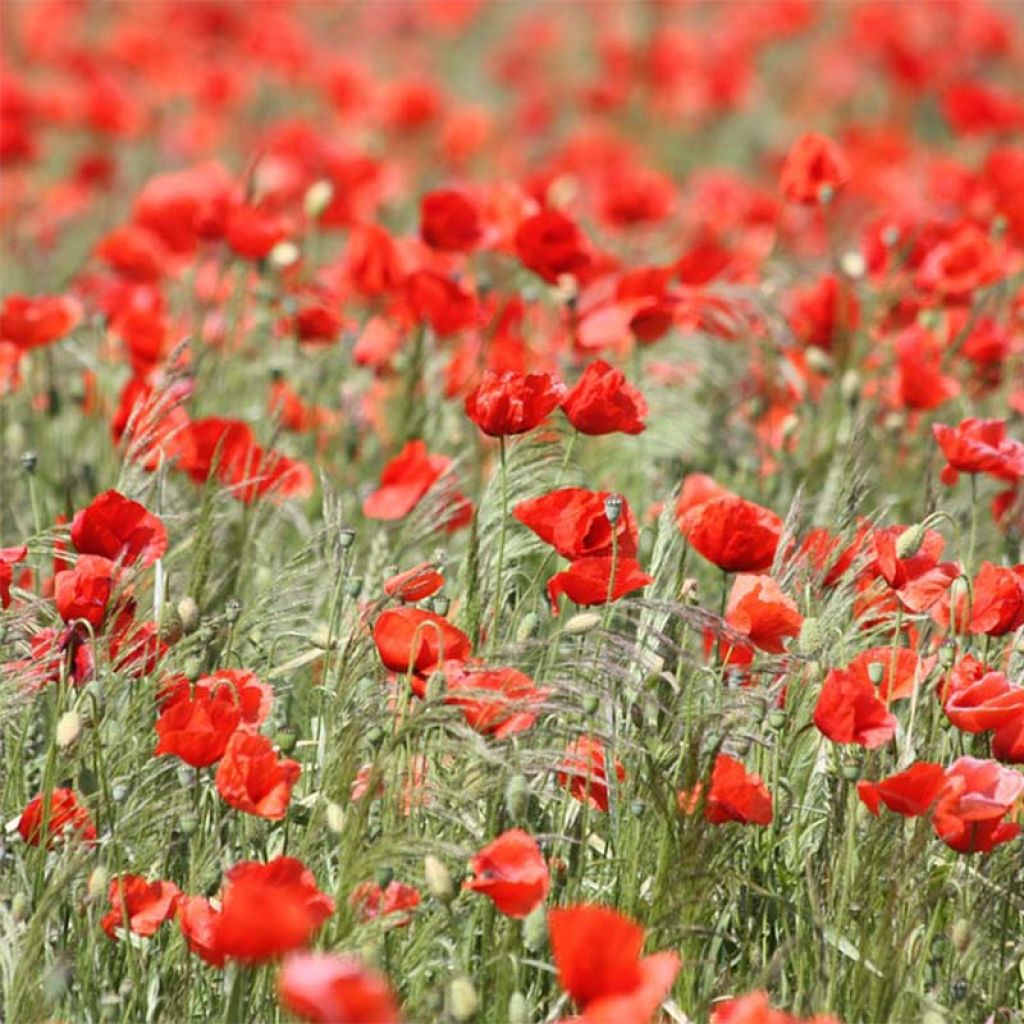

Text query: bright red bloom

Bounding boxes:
[843,647,931,702]
[514,209,592,284]
[711,990,840,1024]
[102,876,181,940]
[54,555,118,629]
[722,574,803,656]
[406,270,478,336]
[363,440,469,527]
[373,607,471,676]
[932,757,1023,854]
[814,665,898,749]
[70,490,167,567]
[158,669,273,731]
[556,736,626,813]
[514,488,639,561]
[967,562,1024,636]
[18,788,97,848]
[464,828,549,918]
[679,494,782,573]
[345,223,405,298]
[549,904,680,1023]
[943,668,1024,734]
[179,857,334,965]
[868,526,959,614]
[786,274,860,352]
[442,660,548,739]
[215,732,301,820]
[224,203,287,261]
[154,690,242,767]
[857,762,947,818]
[932,418,1024,487]
[349,880,421,927]
[0,545,27,608]
[915,222,1003,299]
[383,562,445,603]
[779,132,849,204]
[420,188,482,252]
[0,293,82,349]
[278,953,400,1024]
[561,360,648,436]
[465,369,566,437]
[703,754,773,826]
[547,555,653,614]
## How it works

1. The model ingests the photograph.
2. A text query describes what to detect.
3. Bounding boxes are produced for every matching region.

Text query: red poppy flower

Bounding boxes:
[868,526,959,614]
[363,440,457,522]
[857,762,947,818]
[442,660,548,739]
[891,326,960,412]
[813,666,898,749]
[678,494,782,573]
[18,788,97,848]
[779,132,849,204]
[224,202,288,261]
[278,953,400,1024]
[932,757,1023,854]
[0,545,27,608]
[349,880,421,927]
[420,188,482,252]
[703,754,773,826]
[0,293,82,349]
[966,562,1024,636]
[465,369,566,437]
[914,222,1003,299]
[384,562,445,603]
[561,360,648,436]
[158,669,273,730]
[179,858,334,966]
[373,607,472,676]
[112,376,196,473]
[70,490,167,567]
[549,904,680,1023]
[514,488,639,561]
[95,224,169,281]
[154,690,242,767]
[721,574,803,656]
[933,418,1024,487]
[943,668,1024,734]
[464,828,549,918]
[102,876,181,940]
[993,715,1024,764]
[844,647,931,702]
[514,209,593,284]
[547,555,653,614]
[710,990,838,1024]
[406,270,478,337]
[785,274,860,352]
[557,736,626,813]
[345,223,406,298]
[215,732,301,820]
[54,555,118,629]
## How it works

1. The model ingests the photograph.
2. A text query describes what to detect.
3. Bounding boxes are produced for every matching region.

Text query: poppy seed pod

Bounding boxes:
[177,597,200,635]
[604,494,623,525]
[867,661,885,686]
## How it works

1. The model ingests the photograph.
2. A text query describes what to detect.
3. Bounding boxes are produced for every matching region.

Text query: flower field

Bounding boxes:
[1,2,1023,1022]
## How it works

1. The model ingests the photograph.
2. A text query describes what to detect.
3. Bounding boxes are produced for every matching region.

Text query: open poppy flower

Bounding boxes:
[933,418,1024,487]
[18,788,97,848]
[931,757,1023,854]
[70,489,167,566]
[0,292,82,349]
[0,545,27,608]
[215,731,301,820]
[857,762,947,818]
[547,555,653,614]
[157,669,273,730]
[843,647,931,702]
[720,574,803,657]
[373,607,472,676]
[867,526,959,614]
[814,664,898,749]
[514,209,593,284]
[942,668,1024,734]
[964,561,1024,636]
[349,880,421,927]
[54,555,119,629]
[102,876,181,940]
[464,828,549,917]
[363,440,468,525]
[556,736,626,813]
[442,660,548,739]
[678,493,782,573]
[701,753,774,826]
[383,562,445,603]
[465,369,566,437]
[278,953,400,1024]
[549,904,680,1023]
[561,359,648,436]
[420,188,482,252]
[514,488,639,561]
[779,131,849,205]
[154,689,242,767]
[179,857,334,966]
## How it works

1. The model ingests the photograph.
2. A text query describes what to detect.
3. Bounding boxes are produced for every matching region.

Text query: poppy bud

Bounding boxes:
[951,918,972,953]
[365,725,384,747]
[304,180,334,220]
[840,369,861,406]
[895,523,927,559]
[88,866,109,902]
[938,640,957,668]
[522,904,548,951]
[630,799,646,817]
[375,865,395,889]
[274,729,298,755]
[516,613,539,643]
[176,765,196,788]
[505,774,529,821]
[177,597,200,635]
[56,710,82,748]
[326,801,346,834]
[564,612,601,635]
[345,577,363,598]
[269,241,300,269]
[767,709,787,730]
[866,661,885,686]
[603,495,623,525]
[804,348,833,376]
[448,976,478,1022]
[508,992,530,1024]
[111,783,129,803]
[424,670,446,702]
[947,577,970,628]
[184,657,202,682]
[797,616,822,654]
[338,527,356,549]
[158,605,182,644]
[424,855,454,903]
[179,812,199,836]
[582,694,600,715]
[11,892,29,921]
[950,979,967,1003]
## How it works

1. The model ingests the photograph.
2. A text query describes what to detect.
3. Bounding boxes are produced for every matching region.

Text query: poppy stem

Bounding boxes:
[491,437,509,650]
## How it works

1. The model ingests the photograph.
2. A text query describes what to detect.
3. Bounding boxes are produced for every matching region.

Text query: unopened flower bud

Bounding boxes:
[20,451,38,475]
[424,855,454,903]
[508,992,530,1024]
[56,710,82,748]
[224,598,242,625]
[11,892,29,921]
[840,369,861,405]
[564,612,601,636]
[516,612,539,643]
[448,976,479,1021]
[177,597,200,635]
[582,693,600,715]
[326,801,346,834]
[269,241,300,269]
[951,918,972,954]
[895,523,926,560]
[938,640,957,668]
[88,865,109,901]
[304,179,334,220]
[767,708,787,730]
[505,774,529,821]
[184,656,203,682]
[274,729,298,755]
[345,577,363,598]
[523,905,547,951]
[375,865,395,889]
[432,595,450,616]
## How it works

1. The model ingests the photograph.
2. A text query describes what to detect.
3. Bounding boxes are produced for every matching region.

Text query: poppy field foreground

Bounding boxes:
[2,2,1024,1022]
